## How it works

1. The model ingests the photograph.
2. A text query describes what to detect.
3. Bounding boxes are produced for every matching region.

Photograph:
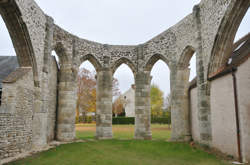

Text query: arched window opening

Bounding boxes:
[51,50,60,69]
[0,16,15,56]
[234,9,250,42]
[113,64,135,139]
[229,9,250,65]
[75,60,97,139]
[0,15,18,106]
[150,59,171,140]
[189,53,197,82]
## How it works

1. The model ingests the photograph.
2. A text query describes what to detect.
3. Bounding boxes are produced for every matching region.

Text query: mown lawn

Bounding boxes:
[6,124,229,165]
[76,124,171,140]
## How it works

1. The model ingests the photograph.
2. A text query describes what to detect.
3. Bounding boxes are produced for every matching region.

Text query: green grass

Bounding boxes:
[76,124,171,140]
[6,124,229,165]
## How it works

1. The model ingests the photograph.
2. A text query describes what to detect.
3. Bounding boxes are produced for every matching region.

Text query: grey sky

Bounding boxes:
[0,1,249,97]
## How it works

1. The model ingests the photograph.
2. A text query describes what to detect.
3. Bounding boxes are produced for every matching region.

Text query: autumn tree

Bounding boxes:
[150,84,164,117]
[76,68,96,123]
[76,67,120,122]
[112,97,125,117]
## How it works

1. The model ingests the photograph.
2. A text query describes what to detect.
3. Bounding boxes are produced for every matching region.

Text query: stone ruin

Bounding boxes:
[0,0,249,163]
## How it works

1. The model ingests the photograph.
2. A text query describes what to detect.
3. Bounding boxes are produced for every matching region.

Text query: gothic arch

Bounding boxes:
[112,57,136,76]
[53,42,70,65]
[80,54,102,71]
[144,54,169,72]
[208,0,250,76]
[178,46,196,69]
[0,0,39,86]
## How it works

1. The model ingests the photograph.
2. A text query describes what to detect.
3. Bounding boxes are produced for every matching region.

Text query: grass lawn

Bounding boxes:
[76,123,171,140]
[6,124,230,165]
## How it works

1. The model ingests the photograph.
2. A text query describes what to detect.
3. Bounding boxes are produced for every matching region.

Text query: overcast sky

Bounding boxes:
[0,0,249,97]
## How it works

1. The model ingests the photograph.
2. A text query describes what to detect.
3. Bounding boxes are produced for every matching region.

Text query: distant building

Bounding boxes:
[0,56,19,105]
[120,85,135,117]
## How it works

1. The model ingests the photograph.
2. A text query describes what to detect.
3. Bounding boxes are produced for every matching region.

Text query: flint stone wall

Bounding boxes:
[0,68,34,159]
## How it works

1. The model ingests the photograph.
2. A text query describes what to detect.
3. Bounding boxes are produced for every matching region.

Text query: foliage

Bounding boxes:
[85,116,94,123]
[112,117,170,125]
[76,68,96,123]
[112,97,125,116]
[76,68,120,123]
[112,117,135,125]
[151,117,171,124]
[150,84,164,117]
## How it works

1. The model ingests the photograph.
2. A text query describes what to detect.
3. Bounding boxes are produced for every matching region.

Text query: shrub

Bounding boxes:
[151,117,171,124]
[112,117,135,125]
[85,116,93,123]
[75,116,80,124]
[112,116,171,125]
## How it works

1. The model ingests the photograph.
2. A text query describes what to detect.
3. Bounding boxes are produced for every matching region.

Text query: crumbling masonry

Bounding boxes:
[0,0,249,162]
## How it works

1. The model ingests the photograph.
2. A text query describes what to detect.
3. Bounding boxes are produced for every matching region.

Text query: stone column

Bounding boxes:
[134,71,152,140]
[170,67,191,141]
[32,79,48,148]
[56,64,77,141]
[96,69,113,139]
[193,4,212,145]
[197,81,212,145]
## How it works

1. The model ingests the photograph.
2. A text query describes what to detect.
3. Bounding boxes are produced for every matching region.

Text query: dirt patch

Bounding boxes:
[76,125,170,132]
[113,127,134,132]
[152,127,171,131]
[76,126,96,131]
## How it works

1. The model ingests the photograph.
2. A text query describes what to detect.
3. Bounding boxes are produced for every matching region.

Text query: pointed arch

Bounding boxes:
[178,46,196,69]
[53,42,72,65]
[0,0,39,86]
[208,0,249,76]
[112,57,136,76]
[145,54,169,72]
[80,54,102,71]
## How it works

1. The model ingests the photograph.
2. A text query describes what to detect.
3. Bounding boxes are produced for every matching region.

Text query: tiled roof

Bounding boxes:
[0,56,19,88]
[3,67,32,83]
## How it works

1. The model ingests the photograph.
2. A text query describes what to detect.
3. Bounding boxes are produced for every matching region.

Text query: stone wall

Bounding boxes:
[0,68,34,159]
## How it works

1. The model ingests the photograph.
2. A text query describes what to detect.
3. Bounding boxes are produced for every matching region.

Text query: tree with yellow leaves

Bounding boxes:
[76,68,120,123]
[150,84,164,117]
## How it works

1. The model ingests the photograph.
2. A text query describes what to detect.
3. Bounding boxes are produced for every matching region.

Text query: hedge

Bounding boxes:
[112,117,135,125]
[112,117,171,125]
[151,117,171,124]
[75,116,96,124]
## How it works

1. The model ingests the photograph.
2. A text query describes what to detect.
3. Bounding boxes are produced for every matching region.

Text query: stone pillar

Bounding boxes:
[170,67,191,141]
[32,82,48,149]
[134,71,152,140]
[197,81,212,145]
[193,4,212,145]
[56,64,77,141]
[96,69,113,139]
